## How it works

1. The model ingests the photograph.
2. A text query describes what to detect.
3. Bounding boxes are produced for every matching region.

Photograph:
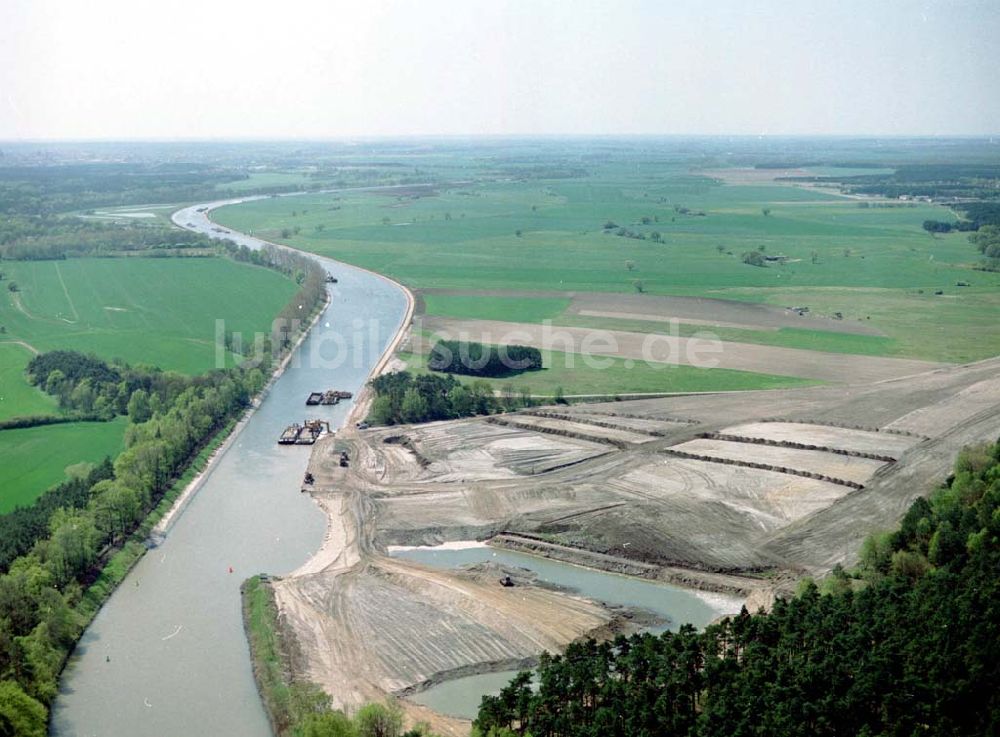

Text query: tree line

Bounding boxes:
[0,214,218,260]
[474,439,1000,737]
[368,370,534,425]
[970,225,1000,272]
[0,161,240,217]
[816,164,1000,202]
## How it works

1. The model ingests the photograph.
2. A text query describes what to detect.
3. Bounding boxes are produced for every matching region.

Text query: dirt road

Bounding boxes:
[420,316,943,383]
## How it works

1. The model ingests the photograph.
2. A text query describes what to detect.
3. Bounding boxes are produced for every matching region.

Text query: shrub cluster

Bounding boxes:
[427,340,542,378]
[368,370,534,425]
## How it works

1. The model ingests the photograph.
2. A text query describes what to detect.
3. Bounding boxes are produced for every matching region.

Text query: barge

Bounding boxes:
[278,419,332,445]
[305,389,354,406]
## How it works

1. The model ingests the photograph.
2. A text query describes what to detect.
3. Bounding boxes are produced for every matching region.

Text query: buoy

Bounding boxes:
[228,566,234,574]
[106,655,110,663]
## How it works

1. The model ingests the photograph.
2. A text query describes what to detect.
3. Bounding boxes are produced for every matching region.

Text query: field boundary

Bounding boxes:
[661,447,865,489]
[701,432,899,462]
[758,417,929,440]
[485,415,632,449]
[522,409,668,437]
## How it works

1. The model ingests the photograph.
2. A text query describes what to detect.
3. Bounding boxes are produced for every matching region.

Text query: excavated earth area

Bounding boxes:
[271,356,1000,733]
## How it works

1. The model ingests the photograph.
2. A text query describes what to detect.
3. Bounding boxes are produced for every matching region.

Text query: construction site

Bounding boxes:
[262,352,1000,734]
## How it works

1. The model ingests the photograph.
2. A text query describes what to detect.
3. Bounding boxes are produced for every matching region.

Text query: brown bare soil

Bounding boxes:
[271,355,1000,730]
[416,288,884,335]
[565,292,885,336]
[671,438,889,485]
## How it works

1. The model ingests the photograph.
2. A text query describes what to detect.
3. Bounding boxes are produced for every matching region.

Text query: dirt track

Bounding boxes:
[416,289,884,336]
[419,316,942,383]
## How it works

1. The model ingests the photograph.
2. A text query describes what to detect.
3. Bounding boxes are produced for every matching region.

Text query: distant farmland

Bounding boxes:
[214,164,1000,369]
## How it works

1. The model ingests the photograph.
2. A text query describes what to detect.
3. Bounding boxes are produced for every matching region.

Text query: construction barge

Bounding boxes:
[305,389,353,406]
[278,419,331,445]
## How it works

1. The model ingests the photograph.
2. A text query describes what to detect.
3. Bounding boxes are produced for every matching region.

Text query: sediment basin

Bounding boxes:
[392,544,741,719]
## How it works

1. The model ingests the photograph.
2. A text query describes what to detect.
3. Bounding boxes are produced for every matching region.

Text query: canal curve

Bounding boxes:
[52,196,410,737]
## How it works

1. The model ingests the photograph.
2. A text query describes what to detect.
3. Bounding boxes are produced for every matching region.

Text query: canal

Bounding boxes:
[51,201,410,737]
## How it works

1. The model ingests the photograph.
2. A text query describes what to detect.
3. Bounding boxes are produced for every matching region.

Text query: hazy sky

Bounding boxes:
[2,0,998,140]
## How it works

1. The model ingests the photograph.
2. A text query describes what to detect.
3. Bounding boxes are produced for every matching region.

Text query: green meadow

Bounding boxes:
[550,314,900,358]
[420,295,571,323]
[398,347,816,398]
[0,417,127,513]
[214,169,1000,364]
[0,257,296,375]
[0,343,59,421]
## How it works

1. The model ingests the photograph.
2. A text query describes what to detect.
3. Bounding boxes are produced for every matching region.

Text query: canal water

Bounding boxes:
[392,544,742,719]
[51,204,410,737]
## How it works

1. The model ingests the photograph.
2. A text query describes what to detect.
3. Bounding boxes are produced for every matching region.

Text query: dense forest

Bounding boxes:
[0,162,239,216]
[428,340,543,378]
[474,439,1000,737]
[782,164,1000,202]
[0,214,218,260]
[367,370,534,425]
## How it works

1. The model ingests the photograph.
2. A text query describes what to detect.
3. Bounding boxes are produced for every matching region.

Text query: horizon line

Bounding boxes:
[2,132,1000,145]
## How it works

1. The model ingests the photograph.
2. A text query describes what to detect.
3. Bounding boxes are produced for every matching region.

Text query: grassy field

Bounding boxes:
[399,347,816,397]
[0,417,127,513]
[550,314,900,357]
[213,170,1000,365]
[0,343,59,421]
[0,257,296,374]
[421,294,571,323]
